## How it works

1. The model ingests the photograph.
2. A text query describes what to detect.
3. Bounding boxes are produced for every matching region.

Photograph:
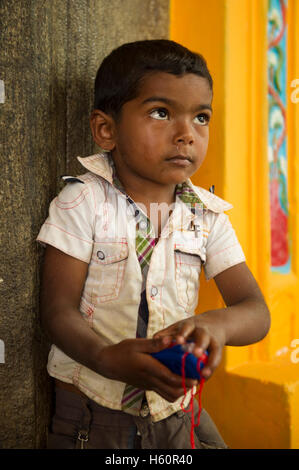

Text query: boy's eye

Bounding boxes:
[149,108,169,120]
[194,113,210,125]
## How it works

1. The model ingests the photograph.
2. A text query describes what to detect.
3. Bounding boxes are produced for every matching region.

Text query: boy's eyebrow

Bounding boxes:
[141,96,213,112]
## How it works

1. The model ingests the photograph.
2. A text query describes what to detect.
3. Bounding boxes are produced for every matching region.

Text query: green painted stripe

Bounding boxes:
[122,392,144,410]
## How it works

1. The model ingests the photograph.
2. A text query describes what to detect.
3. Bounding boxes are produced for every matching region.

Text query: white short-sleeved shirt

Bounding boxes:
[37,152,246,422]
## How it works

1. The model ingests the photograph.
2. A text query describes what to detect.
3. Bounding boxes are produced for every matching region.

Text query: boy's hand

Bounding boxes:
[98,336,199,403]
[153,316,226,380]
[153,263,272,381]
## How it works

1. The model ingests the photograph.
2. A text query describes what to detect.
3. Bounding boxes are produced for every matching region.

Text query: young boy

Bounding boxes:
[37,39,270,449]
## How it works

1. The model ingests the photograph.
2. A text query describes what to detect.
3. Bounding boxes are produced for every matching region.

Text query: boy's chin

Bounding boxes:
[165,168,196,185]
[163,175,191,186]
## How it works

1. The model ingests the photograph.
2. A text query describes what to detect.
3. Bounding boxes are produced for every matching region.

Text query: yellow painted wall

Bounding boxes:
[170,0,299,448]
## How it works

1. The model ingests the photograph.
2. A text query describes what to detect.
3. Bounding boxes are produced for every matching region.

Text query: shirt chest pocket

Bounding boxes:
[174,243,206,313]
[87,240,129,304]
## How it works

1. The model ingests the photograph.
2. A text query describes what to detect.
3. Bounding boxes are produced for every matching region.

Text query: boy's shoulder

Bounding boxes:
[59,153,113,198]
[188,180,233,214]
[58,171,106,201]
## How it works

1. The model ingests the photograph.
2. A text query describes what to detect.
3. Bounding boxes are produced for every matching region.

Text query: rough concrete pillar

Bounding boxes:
[0,0,169,449]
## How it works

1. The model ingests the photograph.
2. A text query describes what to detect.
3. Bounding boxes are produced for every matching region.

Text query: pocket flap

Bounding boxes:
[174,243,206,264]
[93,240,129,265]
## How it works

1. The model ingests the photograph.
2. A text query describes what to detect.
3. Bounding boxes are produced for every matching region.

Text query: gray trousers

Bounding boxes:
[47,387,227,449]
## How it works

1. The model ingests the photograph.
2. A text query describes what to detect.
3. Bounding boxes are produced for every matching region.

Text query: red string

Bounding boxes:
[180,351,205,449]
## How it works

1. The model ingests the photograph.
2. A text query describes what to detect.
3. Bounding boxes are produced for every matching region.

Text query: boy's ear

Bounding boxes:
[90,109,116,151]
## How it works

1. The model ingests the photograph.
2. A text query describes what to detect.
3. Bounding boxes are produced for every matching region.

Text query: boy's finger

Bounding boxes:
[151,379,196,403]
[138,336,172,353]
[153,326,176,338]
[150,364,198,391]
[201,338,223,379]
[153,323,181,339]
[192,328,211,357]
[175,322,194,344]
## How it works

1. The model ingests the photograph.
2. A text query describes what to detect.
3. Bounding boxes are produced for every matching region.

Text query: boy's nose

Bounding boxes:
[174,122,194,147]
[175,135,194,147]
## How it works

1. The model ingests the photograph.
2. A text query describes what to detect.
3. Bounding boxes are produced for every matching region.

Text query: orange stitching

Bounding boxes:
[149,391,192,417]
[37,238,91,263]
[91,259,127,303]
[158,243,167,328]
[43,223,93,244]
[74,381,125,407]
[55,188,88,207]
[93,240,127,244]
[175,252,202,267]
[55,199,86,210]
[207,242,240,261]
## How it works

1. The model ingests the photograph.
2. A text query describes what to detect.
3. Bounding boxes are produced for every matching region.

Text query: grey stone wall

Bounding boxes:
[0,0,169,449]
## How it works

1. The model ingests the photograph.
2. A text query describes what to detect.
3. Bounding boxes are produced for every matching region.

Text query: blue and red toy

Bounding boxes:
[151,342,208,379]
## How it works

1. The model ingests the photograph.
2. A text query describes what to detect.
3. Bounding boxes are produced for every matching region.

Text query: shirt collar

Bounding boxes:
[77,152,233,214]
[77,152,114,184]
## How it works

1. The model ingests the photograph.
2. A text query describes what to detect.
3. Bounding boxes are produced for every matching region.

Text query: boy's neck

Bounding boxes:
[116,178,176,238]
[119,178,176,208]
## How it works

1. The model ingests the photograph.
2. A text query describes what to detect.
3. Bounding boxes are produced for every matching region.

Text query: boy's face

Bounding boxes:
[111,71,213,191]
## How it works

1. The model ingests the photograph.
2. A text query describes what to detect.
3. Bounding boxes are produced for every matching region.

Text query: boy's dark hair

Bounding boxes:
[94,39,213,120]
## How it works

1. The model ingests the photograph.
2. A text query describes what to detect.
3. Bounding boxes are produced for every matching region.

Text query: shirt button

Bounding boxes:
[140,403,150,418]
[151,286,158,297]
[97,250,105,260]
[139,220,147,230]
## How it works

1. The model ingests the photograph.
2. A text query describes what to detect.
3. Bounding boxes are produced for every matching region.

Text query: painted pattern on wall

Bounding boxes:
[268,0,290,273]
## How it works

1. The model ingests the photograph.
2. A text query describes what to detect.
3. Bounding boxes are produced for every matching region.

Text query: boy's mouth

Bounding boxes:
[166,155,193,166]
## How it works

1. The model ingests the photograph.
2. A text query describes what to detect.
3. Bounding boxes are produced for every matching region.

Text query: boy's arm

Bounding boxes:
[40,245,198,402]
[154,262,271,379]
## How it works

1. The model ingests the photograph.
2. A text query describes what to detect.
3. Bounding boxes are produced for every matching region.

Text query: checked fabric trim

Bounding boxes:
[112,170,206,414]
